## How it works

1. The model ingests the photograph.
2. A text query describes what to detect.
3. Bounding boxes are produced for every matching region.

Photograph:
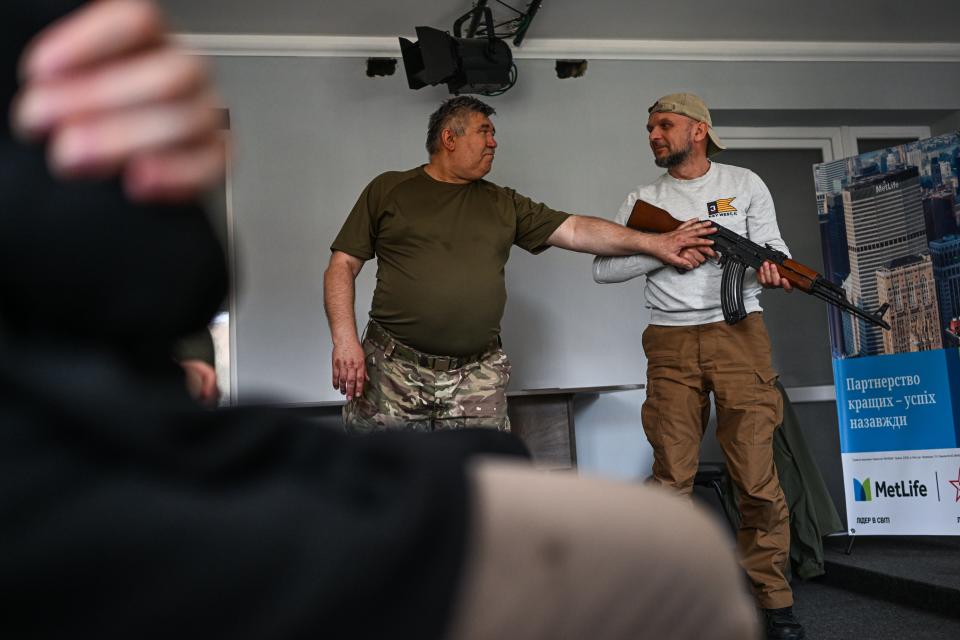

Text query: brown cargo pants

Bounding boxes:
[641,312,791,609]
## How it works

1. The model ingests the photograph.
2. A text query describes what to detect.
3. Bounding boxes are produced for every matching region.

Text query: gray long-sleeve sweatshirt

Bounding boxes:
[593,162,790,326]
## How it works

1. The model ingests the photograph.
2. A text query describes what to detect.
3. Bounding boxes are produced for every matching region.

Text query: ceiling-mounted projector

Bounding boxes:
[398,2,544,96]
[399,25,513,95]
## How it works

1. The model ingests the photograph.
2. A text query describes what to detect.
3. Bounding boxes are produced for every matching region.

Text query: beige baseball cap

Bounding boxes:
[648,92,726,157]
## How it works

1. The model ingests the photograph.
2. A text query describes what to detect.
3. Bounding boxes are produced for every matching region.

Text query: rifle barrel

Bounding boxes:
[809,280,891,330]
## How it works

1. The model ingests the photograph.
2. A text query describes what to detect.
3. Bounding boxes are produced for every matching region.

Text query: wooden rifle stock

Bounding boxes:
[626,199,683,234]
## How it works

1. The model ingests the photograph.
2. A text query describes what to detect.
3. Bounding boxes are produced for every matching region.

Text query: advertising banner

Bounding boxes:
[813,133,960,535]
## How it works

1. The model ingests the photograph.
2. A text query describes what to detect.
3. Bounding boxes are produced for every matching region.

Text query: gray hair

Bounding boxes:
[425,96,496,155]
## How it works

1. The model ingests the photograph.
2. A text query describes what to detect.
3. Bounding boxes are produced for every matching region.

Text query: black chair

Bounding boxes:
[694,461,738,532]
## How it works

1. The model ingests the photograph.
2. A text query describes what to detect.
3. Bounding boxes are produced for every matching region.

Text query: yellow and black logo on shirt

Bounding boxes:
[707,197,738,217]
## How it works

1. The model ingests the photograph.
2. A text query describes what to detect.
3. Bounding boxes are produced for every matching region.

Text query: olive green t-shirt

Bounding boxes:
[331,167,571,356]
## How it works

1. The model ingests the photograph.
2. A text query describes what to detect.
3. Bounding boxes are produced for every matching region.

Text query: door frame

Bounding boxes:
[839,125,932,158]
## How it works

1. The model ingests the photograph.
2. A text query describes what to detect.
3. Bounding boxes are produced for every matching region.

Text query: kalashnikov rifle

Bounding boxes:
[626,199,891,330]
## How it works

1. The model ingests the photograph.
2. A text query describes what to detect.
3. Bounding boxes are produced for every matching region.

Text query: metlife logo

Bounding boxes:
[853,477,929,502]
[853,478,872,502]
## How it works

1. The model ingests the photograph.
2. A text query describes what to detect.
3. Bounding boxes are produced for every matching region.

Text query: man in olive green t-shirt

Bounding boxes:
[325,96,715,433]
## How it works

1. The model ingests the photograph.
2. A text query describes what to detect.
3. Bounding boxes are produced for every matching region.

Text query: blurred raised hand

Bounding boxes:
[11,0,225,202]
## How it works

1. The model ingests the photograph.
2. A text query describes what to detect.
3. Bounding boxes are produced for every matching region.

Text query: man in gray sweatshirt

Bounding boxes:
[593,93,804,640]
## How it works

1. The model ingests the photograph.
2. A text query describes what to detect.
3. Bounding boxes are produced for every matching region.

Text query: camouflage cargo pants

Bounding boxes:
[343,326,512,434]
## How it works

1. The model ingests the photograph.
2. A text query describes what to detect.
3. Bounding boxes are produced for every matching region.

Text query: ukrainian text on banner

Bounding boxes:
[813,133,960,536]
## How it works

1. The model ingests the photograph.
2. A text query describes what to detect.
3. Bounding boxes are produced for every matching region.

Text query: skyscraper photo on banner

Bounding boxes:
[814,133,960,535]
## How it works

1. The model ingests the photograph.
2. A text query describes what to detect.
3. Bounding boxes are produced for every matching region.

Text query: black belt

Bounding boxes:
[365,321,500,372]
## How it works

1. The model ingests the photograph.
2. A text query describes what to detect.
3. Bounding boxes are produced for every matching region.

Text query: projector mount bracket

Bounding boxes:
[453,0,543,48]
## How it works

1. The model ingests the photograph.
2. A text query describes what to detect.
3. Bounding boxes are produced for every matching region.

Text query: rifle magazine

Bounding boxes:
[720,259,748,325]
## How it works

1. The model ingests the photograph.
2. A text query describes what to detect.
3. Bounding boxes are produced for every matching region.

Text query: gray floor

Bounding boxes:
[823,536,960,592]
[791,578,960,640]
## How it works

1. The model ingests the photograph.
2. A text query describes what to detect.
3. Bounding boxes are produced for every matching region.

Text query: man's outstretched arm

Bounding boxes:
[547,215,714,270]
[323,250,367,400]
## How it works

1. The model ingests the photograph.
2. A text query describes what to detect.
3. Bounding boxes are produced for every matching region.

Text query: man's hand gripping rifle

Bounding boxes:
[626,200,891,330]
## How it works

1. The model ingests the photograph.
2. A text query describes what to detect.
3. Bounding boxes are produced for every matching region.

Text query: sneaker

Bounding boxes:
[763,606,805,640]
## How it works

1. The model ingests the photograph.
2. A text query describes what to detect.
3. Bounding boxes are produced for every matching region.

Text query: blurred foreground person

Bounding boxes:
[0,2,758,638]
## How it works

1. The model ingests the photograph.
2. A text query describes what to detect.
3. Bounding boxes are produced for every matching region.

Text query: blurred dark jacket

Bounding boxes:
[0,2,529,638]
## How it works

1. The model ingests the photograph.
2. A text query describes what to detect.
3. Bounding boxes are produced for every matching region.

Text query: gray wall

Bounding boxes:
[933,110,960,136]
[210,53,960,479]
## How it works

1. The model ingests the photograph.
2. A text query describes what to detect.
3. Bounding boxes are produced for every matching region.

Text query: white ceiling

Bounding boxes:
[156,0,960,43]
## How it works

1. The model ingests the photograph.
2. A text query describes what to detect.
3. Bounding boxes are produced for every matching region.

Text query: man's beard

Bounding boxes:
[654,143,692,168]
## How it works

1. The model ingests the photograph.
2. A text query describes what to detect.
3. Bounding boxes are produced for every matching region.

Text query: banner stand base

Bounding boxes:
[844,533,856,556]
